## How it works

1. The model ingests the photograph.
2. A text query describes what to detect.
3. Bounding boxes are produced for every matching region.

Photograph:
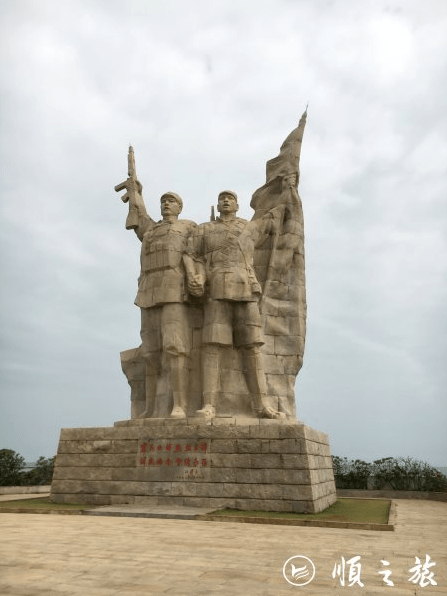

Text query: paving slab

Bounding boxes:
[0,493,50,501]
[0,499,446,595]
[83,503,218,519]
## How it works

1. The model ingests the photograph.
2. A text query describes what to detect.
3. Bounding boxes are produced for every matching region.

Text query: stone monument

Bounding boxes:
[50,112,337,512]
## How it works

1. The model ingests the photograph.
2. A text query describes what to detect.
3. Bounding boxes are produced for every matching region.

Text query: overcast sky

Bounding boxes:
[1,0,446,467]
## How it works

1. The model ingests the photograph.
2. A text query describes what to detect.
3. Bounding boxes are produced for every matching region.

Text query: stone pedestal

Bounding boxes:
[50,418,336,513]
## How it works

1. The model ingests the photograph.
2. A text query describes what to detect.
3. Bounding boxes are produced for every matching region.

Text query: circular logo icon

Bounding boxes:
[282,555,316,586]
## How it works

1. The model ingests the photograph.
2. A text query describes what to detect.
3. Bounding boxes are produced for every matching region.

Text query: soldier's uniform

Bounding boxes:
[135,216,196,359]
[188,214,276,348]
[186,201,286,419]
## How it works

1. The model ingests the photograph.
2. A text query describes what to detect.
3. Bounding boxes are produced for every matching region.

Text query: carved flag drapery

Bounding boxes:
[251,111,307,417]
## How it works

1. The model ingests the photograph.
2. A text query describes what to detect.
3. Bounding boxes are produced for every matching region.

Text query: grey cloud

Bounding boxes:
[0,0,446,465]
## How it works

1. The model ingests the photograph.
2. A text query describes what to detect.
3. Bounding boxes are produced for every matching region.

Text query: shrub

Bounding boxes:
[21,456,56,486]
[0,450,56,486]
[0,449,25,486]
[372,457,447,492]
[332,456,372,489]
[332,455,447,492]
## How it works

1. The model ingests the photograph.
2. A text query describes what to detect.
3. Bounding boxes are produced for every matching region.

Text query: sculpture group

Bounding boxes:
[49,111,338,514]
[118,113,307,422]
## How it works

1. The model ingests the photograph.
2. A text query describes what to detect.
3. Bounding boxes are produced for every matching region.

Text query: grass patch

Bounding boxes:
[210,498,390,524]
[0,498,96,511]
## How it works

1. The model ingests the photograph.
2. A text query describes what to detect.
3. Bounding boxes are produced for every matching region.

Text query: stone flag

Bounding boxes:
[251,110,307,417]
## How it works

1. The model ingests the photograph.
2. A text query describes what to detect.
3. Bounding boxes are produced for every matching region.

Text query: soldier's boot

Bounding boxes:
[195,396,216,419]
[242,346,286,420]
[170,354,187,419]
[171,401,186,419]
[196,346,218,418]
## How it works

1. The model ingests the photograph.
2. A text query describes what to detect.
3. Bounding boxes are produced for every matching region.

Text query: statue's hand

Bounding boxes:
[188,276,205,297]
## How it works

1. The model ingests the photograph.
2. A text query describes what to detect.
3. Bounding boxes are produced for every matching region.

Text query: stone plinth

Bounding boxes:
[50,419,336,513]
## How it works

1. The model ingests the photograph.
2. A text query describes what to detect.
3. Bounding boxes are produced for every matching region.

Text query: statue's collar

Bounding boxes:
[216,216,238,224]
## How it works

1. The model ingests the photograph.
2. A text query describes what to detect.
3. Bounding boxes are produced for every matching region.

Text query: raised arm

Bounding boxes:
[114,146,154,241]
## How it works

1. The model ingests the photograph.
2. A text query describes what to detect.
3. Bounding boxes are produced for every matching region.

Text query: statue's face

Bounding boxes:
[217,192,238,215]
[160,195,181,218]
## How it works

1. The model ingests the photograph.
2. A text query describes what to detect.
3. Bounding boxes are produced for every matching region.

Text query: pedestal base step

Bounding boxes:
[51,419,337,513]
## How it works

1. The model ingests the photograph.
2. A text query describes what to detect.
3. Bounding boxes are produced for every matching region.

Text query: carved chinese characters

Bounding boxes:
[137,439,211,481]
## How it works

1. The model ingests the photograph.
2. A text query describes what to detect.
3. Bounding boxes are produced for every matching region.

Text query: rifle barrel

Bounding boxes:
[128,146,136,178]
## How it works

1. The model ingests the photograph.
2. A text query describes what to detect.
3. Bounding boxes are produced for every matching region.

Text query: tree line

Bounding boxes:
[1,448,446,491]
[332,455,447,492]
[0,449,55,486]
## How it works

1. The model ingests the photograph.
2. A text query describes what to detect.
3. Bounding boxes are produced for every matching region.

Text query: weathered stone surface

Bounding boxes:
[51,493,112,505]
[262,354,285,375]
[278,424,306,438]
[168,483,197,497]
[110,468,138,482]
[279,454,309,468]
[262,438,305,453]
[51,422,336,513]
[234,417,260,427]
[57,440,130,454]
[201,425,252,439]
[120,348,145,419]
[210,439,237,453]
[60,427,149,441]
[155,496,187,506]
[209,454,252,468]
[304,440,332,456]
[113,439,142,452]
[234,468,311,485]
[309,468,335,484]
[182,496,237,509]
[54,453,136,468]
[236,439,263,453]
[248,425,280,439]
[133,496,159,506]
[53,467,114,481]
[109,494,136,505]
[274,335,301,356]
[303,426,330,444]
[311,480,338,500]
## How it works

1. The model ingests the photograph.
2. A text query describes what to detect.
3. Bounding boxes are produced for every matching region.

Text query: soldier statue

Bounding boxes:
[184,190,285,419]
[118,111,307,421]
[115,150,196,419]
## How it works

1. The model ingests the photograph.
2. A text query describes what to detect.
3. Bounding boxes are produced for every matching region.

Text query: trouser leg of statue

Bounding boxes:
[139,304,191,418]
[196,345,219,418]
[169,353,188,418]
[140,308,157,418]
[241,346,285,420]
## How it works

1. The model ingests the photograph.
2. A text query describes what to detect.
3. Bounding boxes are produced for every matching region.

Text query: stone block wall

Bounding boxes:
[51,419,336,513]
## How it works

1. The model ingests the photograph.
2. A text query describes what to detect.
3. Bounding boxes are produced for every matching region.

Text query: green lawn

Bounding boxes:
[0,497,391,524]
[0,498,95,511]
[209,498,391,524]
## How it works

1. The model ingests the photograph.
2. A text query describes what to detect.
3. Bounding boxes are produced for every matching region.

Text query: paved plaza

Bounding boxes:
[0,499,446,595]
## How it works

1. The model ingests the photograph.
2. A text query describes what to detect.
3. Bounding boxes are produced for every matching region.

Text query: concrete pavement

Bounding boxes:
[0,499,446,595]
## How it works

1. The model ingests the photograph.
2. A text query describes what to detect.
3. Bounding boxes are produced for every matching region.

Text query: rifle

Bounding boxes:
[114,146,146,230]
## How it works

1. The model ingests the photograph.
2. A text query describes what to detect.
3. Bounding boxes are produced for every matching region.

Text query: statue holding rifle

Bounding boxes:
[115,148,197,419]
[117,111,307,421]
